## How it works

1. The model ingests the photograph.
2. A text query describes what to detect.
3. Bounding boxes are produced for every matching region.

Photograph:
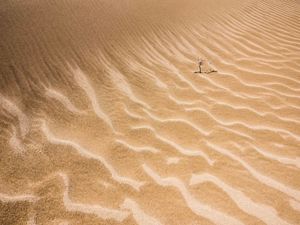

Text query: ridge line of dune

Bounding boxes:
[142,164,244,225]
[41,121,144,190]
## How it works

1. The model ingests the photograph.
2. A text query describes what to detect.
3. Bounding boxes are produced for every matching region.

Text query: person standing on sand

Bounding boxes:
[198,58,203,73]
[196,58,203,73]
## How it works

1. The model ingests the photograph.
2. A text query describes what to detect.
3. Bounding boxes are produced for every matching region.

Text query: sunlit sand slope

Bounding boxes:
[1,0,300,224]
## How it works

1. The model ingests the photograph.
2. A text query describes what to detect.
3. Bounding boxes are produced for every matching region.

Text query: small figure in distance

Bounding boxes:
[194,58,203,74]
[194,58,218,74]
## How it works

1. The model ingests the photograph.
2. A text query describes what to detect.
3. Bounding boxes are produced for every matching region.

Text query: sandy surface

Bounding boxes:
[1,0,300,224]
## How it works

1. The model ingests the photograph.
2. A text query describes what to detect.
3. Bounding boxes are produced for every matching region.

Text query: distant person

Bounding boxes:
[198,58,203,73]
[194,58,203,73]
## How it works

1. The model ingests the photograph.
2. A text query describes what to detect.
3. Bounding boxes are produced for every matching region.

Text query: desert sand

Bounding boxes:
[0,0,300,224]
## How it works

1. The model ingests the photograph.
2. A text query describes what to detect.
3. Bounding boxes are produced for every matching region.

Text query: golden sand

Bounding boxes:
[0,0,300,224]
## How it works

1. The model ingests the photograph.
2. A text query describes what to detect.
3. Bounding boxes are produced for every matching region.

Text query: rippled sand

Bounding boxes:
[1,0,300,224]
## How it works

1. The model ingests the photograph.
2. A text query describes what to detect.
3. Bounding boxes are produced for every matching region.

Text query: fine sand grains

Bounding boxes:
[0,0,300,224]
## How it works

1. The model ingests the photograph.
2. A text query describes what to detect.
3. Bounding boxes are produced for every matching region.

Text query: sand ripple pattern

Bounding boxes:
[0,0,300,224]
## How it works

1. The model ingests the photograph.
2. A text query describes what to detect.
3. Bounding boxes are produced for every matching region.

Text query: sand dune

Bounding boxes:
[0,0,300,224]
